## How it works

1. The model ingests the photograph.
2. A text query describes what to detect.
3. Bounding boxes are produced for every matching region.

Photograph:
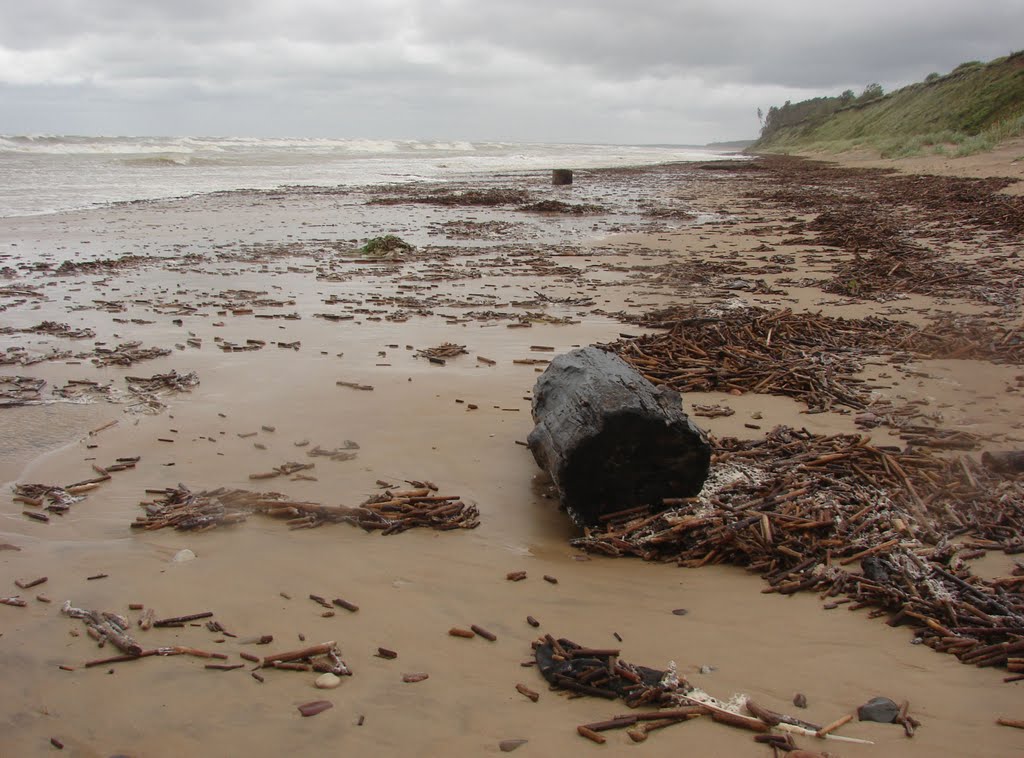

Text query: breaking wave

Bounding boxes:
[0,134,744,217]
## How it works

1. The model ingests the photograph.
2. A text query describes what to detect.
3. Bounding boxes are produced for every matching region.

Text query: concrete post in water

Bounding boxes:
[552,169,574,186]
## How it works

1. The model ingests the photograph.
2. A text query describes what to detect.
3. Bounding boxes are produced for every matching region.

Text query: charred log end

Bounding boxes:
[561,413,710,524]
[982,450,1024,474]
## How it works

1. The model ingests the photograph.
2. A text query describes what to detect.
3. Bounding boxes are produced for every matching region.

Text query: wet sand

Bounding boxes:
[1,158,1023,756]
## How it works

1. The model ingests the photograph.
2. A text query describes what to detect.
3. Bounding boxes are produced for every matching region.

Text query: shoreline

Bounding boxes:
[2,153,1023,756]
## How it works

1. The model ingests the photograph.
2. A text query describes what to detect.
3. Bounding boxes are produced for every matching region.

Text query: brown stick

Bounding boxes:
[621,707,710,720]
[582,716,637,731]
[154,611,213,627]
[84,649,159,668]
[273,661,312,671]
[172,646,228,660]
[470,624,497,641]
[576,725,606,744]
[515,683,540,702]
[570,648,621,658]
[262,641,336,667]
[553,674,618,700]
[332,597,359,612]
[816,713,853,738]
[710,710,770,732]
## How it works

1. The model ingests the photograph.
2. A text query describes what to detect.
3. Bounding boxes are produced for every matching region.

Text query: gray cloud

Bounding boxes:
[1,0,1020,143]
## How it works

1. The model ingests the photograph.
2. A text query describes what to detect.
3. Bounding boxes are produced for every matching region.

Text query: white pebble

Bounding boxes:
[172,549,196,563]
[315,673,342,689]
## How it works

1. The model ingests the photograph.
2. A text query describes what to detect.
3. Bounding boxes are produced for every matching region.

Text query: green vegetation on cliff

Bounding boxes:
[752,51,1024,157]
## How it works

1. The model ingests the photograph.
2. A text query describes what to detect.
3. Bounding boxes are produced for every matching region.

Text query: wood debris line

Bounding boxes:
[306,440,359,462]
[535,634,869,746]
[13,458,139,517]
[91,341,172,367]
[132,483,479,534]
[742,157,1024,307]
[573,425,1024,673]
[0,375,47,406]
[57,601,350,675]
[249,462,316,480]
[125,370,199,395]
[609,306,884,413]
[607,304,1024,420]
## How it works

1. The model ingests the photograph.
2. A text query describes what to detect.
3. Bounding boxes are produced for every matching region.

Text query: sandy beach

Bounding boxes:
[2,153,1023,757]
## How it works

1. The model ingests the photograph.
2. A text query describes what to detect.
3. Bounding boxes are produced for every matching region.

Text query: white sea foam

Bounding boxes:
[0,134,745,218]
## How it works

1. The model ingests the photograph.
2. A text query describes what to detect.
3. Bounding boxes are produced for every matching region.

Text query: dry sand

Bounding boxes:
[799,136,1024,194]
[1,155,1022,757]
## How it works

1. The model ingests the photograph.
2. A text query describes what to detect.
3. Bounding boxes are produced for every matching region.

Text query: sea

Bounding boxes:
[0,135,741,219]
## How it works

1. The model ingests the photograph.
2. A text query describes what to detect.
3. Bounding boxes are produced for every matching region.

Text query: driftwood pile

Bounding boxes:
[535,634,881,746]
[415,342,468,364]
[0,375,46,406]
[132,483,480,534]
[745,156,1024,306]
[92,341,172,367]
[58,599,351,679]
[610,307,876,412]
[572,426,1024,675]
[610,305,1024,417]
[534,635,668,706]
[0,321,96,340]
[13,457,140,522]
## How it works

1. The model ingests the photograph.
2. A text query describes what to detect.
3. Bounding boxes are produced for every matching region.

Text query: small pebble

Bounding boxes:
[499,739,528,752]
[671,608,689,616]
[403,672,429,683]
[793,693,808,708]
[315,673,342,689]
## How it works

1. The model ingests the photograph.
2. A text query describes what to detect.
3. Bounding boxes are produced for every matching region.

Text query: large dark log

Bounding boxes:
[527,347,711,525]
[982,450,1024,474]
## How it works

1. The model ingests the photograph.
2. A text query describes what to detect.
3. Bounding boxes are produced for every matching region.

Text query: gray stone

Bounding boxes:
[857,696,900,723]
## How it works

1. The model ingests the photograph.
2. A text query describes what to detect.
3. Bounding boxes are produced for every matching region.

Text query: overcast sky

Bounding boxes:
[1,0,1021,144]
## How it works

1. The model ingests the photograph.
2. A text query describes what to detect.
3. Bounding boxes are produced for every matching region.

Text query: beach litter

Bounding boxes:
[534,634,876,746]
[572,425,1024,675]
[131,483,480,534]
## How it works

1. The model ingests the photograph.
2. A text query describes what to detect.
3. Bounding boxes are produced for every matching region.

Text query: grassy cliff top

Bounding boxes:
[752,52,1024,158]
